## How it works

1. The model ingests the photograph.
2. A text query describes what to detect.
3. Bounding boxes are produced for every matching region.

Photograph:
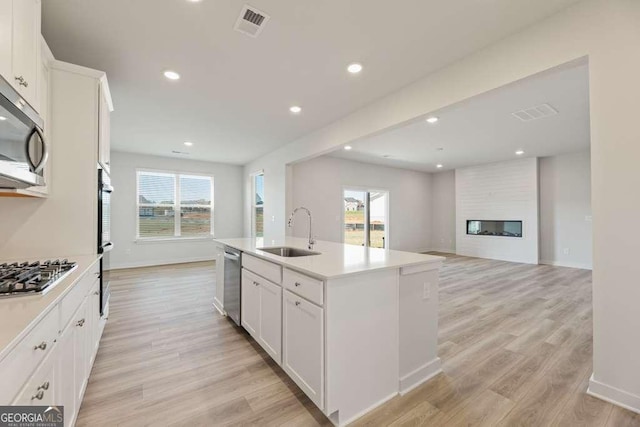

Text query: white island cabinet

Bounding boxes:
[214,237,444,426]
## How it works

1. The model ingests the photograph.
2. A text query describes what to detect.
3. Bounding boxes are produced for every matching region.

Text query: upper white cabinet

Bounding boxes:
[0,0,12,80]
[98,82,111,172]
[4,0,41,108]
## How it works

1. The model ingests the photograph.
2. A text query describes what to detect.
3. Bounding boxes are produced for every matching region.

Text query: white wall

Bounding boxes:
[290,156,432,252]
[243,0,640,410]
[0,66,99,260]
[539,151,592,269]
[431,170,456,253]
[455,158,539,264]
[110,151,244,269]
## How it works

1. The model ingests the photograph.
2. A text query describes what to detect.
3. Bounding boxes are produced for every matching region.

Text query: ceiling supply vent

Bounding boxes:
[234,5,270,38]
[171,150,190,155]
[511,103,559,122]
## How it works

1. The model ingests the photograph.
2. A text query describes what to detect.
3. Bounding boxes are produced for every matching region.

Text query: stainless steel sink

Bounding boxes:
[258,247,321,257]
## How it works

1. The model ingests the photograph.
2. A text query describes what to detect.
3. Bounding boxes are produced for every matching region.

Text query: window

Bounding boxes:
[343,189,388,248]
[252,172,264,237]
[137,170,213,239]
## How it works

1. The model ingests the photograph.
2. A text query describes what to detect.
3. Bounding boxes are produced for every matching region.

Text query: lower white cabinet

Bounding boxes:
[258,279,282,364]
[241,269,260,337]
[0,260,105,427]
[283,289,324,410]
[12,350,56,406]
[241,268,282,364]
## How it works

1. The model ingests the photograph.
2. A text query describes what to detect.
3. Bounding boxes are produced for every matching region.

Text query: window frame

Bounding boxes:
[341,186,390,248]
[135,168,215,241]
[251,170,265,238]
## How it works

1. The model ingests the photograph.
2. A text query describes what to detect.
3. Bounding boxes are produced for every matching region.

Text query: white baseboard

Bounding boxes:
[399,357,442,395]
[332,392,398,427]
[587,373,640,414]
[539,259,592,270]
[213,297,225,316]
[111,256,215,270]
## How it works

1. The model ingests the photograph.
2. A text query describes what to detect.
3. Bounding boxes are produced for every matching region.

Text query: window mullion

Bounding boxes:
[175,174,180,237]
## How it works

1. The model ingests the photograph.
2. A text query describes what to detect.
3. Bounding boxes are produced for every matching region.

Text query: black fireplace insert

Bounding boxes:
[467,220,522,237]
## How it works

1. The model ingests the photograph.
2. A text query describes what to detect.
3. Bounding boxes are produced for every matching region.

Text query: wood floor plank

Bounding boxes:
[75,256,640,427]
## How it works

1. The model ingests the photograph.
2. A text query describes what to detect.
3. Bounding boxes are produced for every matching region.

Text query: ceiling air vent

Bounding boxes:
[234,5,270,38]
[511,103,559,122]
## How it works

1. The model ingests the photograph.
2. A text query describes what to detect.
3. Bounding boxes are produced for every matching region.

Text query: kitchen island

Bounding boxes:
[213,237,444,426]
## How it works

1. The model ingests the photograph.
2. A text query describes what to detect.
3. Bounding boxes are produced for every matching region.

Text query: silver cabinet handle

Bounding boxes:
[76,318,85,327]
[294,282,301,287]
[295,301,301,306]
[34,341,47,351]
[94,291,100,295]
[31,390,44,400]
[253,281,259,286]
[38,381,49,391]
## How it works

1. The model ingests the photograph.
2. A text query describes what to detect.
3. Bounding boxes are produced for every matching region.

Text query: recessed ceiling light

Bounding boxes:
[344,145,352,151]
[184,141,193,147]
[436,164,443,168]
[187,0,202,2]
[163,70,180,80]
[347,63,363,74]
[0,116,6,121]
[515,150,525,155]
[289,106,302,114]
[426,116,439,124]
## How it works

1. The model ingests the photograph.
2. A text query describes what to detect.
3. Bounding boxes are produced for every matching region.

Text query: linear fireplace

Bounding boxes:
[467,220,522,237]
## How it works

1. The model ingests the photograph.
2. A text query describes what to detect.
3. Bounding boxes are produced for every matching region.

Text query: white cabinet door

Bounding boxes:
[86,281,100,370]
[72,299,89,403]
[56,322,77,427]
[241,269,260,337]
[283,290,324,410]
[12,349,56,406]
[258,279,282,364]
[0,0,11,80]
[11,0,39,105]
[98,84,111,172]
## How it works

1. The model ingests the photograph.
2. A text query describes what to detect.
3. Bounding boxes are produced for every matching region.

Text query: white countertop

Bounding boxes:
[0,254,101,361]
[213,237,444,279]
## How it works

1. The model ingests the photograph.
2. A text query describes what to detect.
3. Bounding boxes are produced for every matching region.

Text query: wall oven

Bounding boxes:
[98,168,113,316]
[0,75,48,189]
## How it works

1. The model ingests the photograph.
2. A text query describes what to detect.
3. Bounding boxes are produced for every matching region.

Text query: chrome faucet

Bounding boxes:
[288,207,315,249]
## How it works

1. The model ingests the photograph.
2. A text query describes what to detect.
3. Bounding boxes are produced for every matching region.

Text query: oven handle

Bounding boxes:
[101,242,114,253]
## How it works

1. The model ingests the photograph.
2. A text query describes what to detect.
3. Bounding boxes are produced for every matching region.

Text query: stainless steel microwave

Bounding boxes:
[0,75,48,189]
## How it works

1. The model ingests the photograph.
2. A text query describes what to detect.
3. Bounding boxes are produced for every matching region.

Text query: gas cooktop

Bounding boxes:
[0,259,77,297]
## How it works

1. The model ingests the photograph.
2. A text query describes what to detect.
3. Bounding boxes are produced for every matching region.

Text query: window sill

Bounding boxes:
[135,236,216,244]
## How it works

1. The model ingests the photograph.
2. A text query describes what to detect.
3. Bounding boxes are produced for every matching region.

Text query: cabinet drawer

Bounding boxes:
[59,263,99,330]
[283,269,324,306]
[12,349,56,406]
[242,254,282,285]
[0,306,58,404]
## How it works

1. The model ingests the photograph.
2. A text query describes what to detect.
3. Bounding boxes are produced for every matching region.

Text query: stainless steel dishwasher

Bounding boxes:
[223,246,242,325]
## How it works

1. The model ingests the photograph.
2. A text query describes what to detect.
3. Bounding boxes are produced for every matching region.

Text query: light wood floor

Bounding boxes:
[76,255,640,426]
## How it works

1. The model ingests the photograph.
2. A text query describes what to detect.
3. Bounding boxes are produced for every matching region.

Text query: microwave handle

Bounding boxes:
[25,126,49,174]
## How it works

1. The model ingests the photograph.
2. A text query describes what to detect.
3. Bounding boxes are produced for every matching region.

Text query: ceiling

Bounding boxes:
[331,61,590,172]
[42,0,583,165]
